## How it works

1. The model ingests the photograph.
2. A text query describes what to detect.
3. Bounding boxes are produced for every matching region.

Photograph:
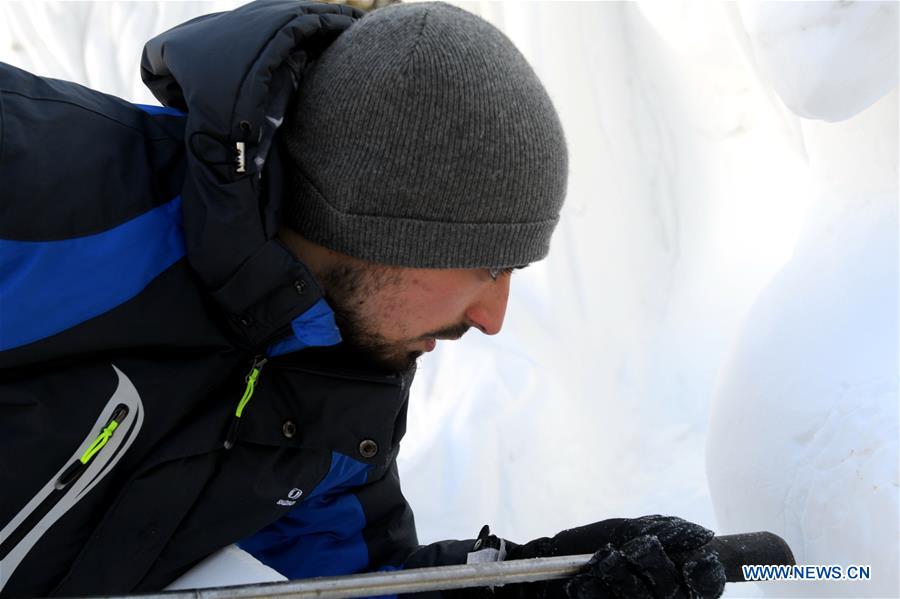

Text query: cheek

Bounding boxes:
[405,284,468,327]
[375,287,449,338]
[366,289,416,340]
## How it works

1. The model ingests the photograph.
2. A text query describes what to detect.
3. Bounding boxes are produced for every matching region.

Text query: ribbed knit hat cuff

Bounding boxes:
[284,168,557,269]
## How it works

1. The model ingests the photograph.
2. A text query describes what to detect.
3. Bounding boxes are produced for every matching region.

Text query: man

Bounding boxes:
[0,1,726,597]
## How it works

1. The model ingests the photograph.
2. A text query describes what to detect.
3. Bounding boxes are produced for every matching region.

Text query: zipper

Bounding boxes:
[55,404,129,491]
[223,355,267,450]
[1,365,144,593]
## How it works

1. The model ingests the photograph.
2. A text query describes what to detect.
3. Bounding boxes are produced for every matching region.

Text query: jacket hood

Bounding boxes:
[140,0,364,352]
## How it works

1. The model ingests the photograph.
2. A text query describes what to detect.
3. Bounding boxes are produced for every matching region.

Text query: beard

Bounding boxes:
[317,262,423,373]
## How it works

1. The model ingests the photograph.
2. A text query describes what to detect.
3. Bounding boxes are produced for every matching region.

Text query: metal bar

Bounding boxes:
[110,531,793,599]
[130,554,595,599]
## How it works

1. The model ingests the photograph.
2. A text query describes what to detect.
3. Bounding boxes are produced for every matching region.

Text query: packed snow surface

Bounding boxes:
[1,1,896,596]
[735,1,899,122]
[706,74,899,599]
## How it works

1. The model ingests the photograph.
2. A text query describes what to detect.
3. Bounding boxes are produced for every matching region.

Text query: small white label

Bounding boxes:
[276,488,303,506]
[466,539,507,564]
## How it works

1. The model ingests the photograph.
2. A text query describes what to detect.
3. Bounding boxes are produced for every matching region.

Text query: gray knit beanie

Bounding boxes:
[281,1,568,269]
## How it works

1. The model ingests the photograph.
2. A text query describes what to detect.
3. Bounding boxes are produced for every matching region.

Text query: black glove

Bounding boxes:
[456,515,726,599]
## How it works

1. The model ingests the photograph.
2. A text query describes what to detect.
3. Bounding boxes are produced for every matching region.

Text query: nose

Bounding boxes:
[465,275,511,335]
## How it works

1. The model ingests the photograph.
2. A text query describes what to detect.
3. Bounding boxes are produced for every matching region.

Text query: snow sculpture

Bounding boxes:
[707,3,899,594]
[734,1,899,122]
[707,187,898,597]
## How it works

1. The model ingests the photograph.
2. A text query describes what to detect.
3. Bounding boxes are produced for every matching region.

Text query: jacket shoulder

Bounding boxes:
[0,62,191,354]
[0,61,185,241]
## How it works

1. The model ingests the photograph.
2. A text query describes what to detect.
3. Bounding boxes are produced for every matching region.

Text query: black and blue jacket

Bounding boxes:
[0,1,473,595]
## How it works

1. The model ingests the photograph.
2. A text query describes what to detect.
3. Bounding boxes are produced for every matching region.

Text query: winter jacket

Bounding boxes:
[0,1,474,595]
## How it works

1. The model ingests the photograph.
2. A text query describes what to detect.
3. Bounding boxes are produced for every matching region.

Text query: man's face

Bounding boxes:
[316,260,512,372]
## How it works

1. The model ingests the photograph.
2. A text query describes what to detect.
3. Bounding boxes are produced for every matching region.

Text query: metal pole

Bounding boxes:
[132,554,595,599]
[111,531,794,599]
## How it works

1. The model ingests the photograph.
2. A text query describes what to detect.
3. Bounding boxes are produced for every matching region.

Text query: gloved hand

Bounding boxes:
[457,515,726,599]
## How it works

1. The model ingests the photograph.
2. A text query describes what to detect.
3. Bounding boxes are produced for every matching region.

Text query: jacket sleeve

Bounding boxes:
[357,459,476,572]
[238,452,476,592]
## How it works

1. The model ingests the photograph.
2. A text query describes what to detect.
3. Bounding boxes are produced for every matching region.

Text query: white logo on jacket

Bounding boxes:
[276,488,303,506]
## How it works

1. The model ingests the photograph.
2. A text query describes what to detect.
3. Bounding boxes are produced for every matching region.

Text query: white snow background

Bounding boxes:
[1,2,897,597]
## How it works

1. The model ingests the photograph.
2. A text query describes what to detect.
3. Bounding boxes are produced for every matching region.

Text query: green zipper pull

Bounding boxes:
[56,404,129,490]
[224,356,267,450]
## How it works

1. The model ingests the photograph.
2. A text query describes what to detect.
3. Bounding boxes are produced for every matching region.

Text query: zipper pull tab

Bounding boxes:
[56,404,130,491]
[224,356,267,450]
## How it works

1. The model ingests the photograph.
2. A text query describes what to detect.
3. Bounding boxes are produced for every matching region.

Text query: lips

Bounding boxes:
[424,339,436,352]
